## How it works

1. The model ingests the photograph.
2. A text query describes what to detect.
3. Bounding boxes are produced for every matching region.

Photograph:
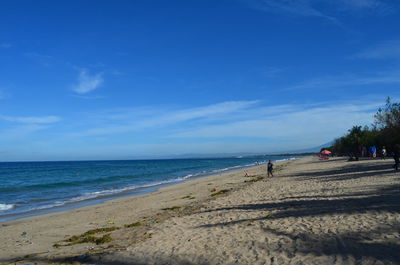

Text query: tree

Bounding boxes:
[330,97,399,156]
[374,97,400,149]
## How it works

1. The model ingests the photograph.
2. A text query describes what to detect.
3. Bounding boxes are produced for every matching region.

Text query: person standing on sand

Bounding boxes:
[382,146,387,160]
[393,145,400,171]
[267,160,274,177]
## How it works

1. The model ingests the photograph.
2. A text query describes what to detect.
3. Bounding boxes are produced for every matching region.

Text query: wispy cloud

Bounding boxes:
[244,0,391,23]
[0,90,8,100]
[74,101,259,137]
[0,43,12,48]
[72,69,103,94]
[0,115,61,124]
[354,40,400,59]
[338,0,386,10]
[70,98,382,153]
[284,70,400,91]
[2,99,385,158]
[169,102,378,141]
[262,66,286,78]
[24,52,54,67]
[246,0,337,22]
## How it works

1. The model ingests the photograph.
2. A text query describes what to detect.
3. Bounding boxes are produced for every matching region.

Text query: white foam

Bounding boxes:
[274,157,297,162]
[0,203,15,211]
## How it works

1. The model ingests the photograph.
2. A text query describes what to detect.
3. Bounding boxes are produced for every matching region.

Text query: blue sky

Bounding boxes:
[1,0,400,161]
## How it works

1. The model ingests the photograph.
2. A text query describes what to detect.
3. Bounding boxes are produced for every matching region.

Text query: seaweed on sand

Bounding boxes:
[210,189,230,197]
[162,206,182,211]
[54,226,119,247]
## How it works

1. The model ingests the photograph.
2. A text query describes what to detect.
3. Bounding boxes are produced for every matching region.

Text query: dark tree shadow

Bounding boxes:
[289,162,396,182]
[192,160,400,264]
[197,184,400,225]
[261,225,400,264]
[7,253,212,265]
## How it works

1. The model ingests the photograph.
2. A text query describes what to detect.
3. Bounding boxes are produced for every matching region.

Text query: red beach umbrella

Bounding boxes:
[321,150,332,155]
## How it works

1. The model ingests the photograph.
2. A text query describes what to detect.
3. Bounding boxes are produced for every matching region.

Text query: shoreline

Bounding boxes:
[2,156,398,264]
[0,157,301,224]
[0,158,279,264]
[0,160,261,223]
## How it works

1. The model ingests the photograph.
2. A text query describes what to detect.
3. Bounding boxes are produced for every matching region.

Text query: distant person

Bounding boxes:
[382,146,387,160]
[371,145,377,158]
[267,160,274,177]
[393,145,400,171]
[362,146,367,157]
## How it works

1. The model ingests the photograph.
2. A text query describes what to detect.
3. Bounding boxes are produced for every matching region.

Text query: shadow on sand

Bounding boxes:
[193,161,400,264]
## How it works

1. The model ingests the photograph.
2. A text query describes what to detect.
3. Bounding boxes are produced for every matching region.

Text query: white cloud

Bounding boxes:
[72,69,103,94]
[354,40,400,59]
[0,115,61,124]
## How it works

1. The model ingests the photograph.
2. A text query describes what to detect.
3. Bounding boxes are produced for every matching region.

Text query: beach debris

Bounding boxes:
[162,206,181,211]
[244,175,264,183]
[181,195,195,200]
[125,222,144,228]
[21,231,29,238]
[107,221,115,224]
[210,189,230,197]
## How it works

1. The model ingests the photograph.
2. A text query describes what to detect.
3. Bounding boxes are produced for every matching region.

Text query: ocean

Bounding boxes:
[0,156,297,222]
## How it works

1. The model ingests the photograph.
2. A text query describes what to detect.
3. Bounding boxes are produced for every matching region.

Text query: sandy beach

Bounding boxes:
[1,157,399,265]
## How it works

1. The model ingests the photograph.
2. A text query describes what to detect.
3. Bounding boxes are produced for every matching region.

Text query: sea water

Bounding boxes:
[0,156,297,222]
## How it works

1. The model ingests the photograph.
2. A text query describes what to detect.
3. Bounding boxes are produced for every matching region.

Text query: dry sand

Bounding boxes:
[1,157,399,265]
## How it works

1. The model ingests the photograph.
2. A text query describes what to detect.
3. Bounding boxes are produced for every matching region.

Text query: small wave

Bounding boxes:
[67,179,184,203]
[0,203,15,211]
[5,179,186,214]
[0,174,141,193]
[274,157,297,162]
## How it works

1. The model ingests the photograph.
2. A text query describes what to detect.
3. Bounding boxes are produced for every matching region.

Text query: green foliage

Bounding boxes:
[330,97,400,156]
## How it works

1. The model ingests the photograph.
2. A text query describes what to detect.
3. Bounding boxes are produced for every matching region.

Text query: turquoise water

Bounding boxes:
[0,156,296,221]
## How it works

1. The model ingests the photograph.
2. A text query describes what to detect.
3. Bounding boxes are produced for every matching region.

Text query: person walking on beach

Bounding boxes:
[267,160,274,177]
